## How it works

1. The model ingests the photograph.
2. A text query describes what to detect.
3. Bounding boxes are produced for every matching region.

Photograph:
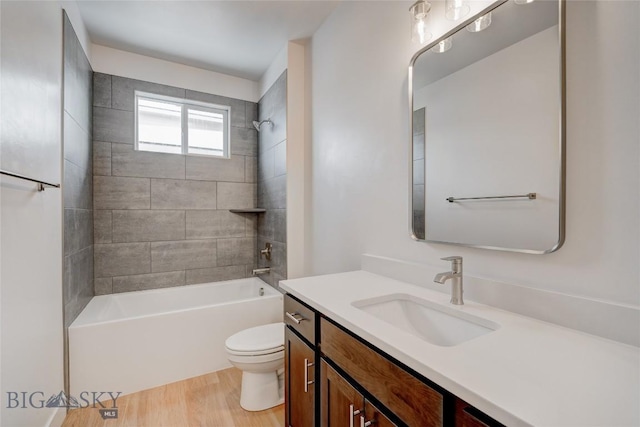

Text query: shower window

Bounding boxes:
[135,92,230,158]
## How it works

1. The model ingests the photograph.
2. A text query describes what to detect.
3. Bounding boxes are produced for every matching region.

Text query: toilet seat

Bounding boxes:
[225,322,284,356]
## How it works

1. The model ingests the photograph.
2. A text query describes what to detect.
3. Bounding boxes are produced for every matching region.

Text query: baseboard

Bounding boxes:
[45,407,66,427]
[361,254,640,347]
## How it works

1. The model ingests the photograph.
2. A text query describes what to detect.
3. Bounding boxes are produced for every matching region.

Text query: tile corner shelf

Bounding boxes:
[229,208,266,214]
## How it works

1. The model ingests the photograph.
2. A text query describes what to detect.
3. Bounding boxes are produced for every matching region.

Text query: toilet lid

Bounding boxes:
[225,322,284,354]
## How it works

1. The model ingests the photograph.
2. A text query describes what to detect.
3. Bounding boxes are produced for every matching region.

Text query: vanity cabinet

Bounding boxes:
[284,295,317,427]
[321,318,443,426]
[320,359,396,427]
[284,294,503,427]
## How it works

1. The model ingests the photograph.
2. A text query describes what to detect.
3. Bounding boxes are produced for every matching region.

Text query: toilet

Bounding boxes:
[225,322,285,411]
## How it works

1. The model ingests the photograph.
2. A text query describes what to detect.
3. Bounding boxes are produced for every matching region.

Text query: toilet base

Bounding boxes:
[239,370,284,411]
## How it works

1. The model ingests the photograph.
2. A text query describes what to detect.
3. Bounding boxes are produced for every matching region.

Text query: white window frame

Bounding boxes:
[134,91,231,159]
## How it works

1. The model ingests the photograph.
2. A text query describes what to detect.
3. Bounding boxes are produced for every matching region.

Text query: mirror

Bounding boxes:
[410,0,565,254]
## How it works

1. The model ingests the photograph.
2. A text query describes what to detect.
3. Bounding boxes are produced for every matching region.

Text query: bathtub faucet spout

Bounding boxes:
[252,267,270,276]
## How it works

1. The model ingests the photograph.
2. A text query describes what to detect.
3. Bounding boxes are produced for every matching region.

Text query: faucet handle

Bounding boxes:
[441,256,462,271]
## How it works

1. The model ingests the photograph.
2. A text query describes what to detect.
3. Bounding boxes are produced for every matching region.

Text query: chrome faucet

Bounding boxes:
[434,256,463,305]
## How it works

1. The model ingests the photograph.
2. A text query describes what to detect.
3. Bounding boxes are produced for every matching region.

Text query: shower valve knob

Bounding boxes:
[260,242,272,261]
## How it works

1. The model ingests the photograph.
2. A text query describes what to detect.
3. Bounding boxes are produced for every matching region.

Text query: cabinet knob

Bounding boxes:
[360,416,374,427]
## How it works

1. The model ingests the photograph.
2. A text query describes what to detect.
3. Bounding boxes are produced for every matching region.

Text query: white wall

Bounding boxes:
[1,2,63,426]
[1,2,91,426]
[309,0,639,322]
[91,44,259,102]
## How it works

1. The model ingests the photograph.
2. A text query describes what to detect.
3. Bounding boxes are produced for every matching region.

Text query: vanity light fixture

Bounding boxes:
[466,12,492,32]
[410,0,432,44]
[431,36,452,53]
[445,0,470,21]
[514,0,535,4]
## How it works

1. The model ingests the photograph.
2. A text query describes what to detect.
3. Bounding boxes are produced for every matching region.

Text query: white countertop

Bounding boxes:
[280,271,640,427]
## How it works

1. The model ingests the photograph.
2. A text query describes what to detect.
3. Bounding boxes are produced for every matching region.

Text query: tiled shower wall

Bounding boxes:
[257,71,287,288]
[63,13,93,326]
[92,73,258,294]
[412,108,425,240]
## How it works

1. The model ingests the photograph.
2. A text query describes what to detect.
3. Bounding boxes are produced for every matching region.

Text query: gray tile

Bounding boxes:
[95,242,151,278]
[112,143,185,179]
[245,156,257,183]
[151,179,216,210]
[413,184,425,209]
[64,160,92,210]
[185,90,246,129]
[274,209,287,243]
[94,141,112,176]
[217,237,255,266]
[259,175,286,210]
[186,155,244,182]
[413,133,425,161]
[64,246,93,308]
[258,71,287,150]
[112,76,185,111]
[257,209,275,240]
[64,111,91,171]
[186,210,245,239]
[113,210,185,243]
[93,107,134,144]
[151,240,217,273]
[245,214,258,237]
[93,73,112,108]
[75,45,93,131]
[94,210,112,244]
[63,15,78,114]
[63,14,92,133]
[94,176,150,210]
[271,241,287,278]
[272,273,287,292]
[231,127,258,156]
[245,102,258,129]
[274,140,286,177]
[185,265,247,285]
[113,271,185,293]
[217,182,256,210]
[413,159,425,185]
[258,146,274,182]
[413,108,425,135]
[64,208,93,256]
[94,278,113,295]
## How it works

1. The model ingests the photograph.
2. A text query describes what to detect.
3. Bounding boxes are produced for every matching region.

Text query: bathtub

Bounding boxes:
[69,278,283,397]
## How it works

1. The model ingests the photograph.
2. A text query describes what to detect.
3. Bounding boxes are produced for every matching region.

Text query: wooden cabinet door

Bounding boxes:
[455,399,504,427]
[286,327,315,427]
[320,359,364,427]
[362,400,397,427]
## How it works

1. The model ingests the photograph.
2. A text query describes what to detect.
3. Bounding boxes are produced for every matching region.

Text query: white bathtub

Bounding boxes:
[69,278,283,397]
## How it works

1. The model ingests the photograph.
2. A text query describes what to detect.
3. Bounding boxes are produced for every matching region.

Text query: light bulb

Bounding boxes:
[445,0,470,21]
[514,0,535,4]
[431,37,452,53]
[410,0,432,44]
[466,12,492,32]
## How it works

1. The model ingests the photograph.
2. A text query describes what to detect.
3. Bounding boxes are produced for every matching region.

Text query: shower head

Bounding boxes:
[252,119,273,132]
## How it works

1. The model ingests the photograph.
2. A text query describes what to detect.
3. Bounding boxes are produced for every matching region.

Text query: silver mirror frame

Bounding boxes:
[408,0,566,255]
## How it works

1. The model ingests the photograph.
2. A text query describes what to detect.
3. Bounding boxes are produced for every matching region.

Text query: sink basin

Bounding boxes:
[352,293,499,347]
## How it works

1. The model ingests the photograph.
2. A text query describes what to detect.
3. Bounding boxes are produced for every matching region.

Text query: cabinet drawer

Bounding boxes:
[284,294,316,344]
[455,399,504,427]
[321,318,443,427]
